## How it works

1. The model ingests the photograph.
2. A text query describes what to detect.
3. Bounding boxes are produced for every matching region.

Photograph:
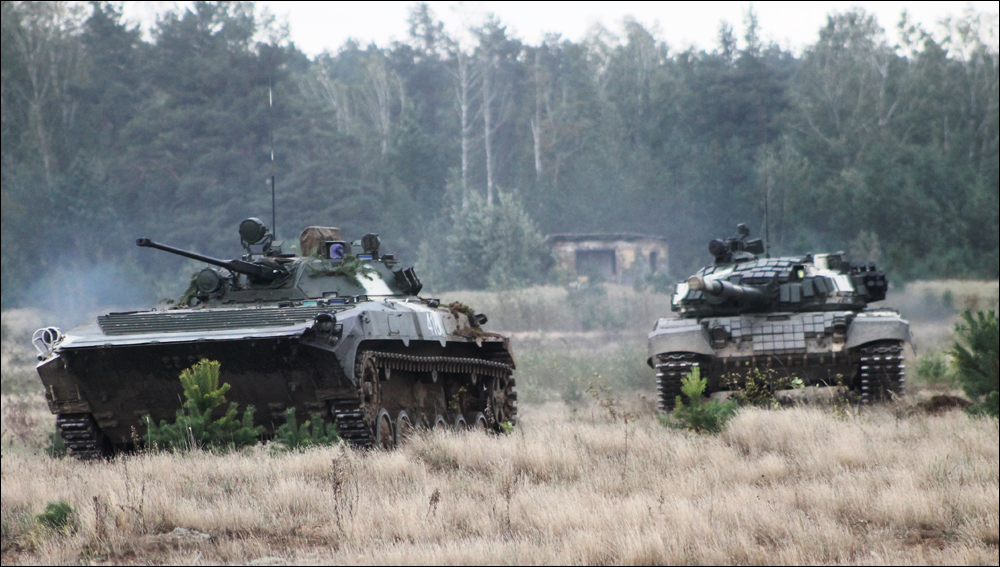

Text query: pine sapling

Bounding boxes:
[145,360,264,452]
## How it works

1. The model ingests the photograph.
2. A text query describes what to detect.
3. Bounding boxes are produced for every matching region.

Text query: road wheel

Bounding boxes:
[468,412,488,432]
[432,414,449,431]
[394,411,414,447]
[375,409,394,450]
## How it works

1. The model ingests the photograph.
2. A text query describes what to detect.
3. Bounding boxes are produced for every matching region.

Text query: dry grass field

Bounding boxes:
[2,281,998,566]
[2,402,997,566]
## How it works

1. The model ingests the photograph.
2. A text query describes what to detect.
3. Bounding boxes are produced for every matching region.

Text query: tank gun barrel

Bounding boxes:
[688,276,767,305]
[136,238,285,281]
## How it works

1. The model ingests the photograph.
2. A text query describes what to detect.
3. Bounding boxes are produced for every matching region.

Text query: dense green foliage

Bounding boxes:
[952,310,1000,417]
[144,360,264,451]
[660,367,737,434]
[36,501,74,532]
[2,2,997,304]
[272,407,341,452]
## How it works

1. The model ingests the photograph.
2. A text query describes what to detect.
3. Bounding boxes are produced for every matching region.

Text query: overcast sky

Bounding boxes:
[123,1,997,54]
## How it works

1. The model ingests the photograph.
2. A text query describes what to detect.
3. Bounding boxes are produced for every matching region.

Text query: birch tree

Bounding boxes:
[473,17,519,206]
[446,43,478,204]
[2,1,85,187]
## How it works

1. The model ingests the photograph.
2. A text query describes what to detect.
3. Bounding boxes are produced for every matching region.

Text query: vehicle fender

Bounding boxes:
[845,313,913,350]
[330,310,367,384]
[647,319,715,366]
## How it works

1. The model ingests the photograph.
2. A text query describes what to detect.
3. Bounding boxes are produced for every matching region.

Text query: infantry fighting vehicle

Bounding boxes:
[648,225,911,411]
[34,220,517,458]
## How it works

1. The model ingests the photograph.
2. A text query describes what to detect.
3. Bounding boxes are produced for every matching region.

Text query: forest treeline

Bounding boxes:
[1,1,998,307]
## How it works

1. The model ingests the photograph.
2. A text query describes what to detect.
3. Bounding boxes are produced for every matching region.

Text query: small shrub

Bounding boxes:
[36,501,74,532]
[951,310,999,418]
[272,408,340,452]
[915,351,960,389]
[660,367,737,434]
[145,360,264,452]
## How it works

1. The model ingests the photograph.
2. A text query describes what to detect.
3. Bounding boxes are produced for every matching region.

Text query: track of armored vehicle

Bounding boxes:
[34,221,517,459]
[649,225,911,412]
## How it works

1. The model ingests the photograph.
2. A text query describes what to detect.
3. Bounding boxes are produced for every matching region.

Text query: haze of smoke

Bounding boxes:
[22,260,165,331]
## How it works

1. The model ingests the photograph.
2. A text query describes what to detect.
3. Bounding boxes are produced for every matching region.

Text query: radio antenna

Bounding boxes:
[763,146,772,259]
[268,80,276,239]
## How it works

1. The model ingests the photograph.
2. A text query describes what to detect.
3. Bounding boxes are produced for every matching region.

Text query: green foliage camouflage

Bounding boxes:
[272,407,341,452]
[660,367,737,434]
[0,2,997,303]
[306,255,378,287]
[726,367,805,409]
[951,310,1000,418]
[144,360,264,452]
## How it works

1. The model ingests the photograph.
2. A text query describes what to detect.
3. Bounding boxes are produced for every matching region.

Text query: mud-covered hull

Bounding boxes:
[37,301,517,456]
[648,310,911,411]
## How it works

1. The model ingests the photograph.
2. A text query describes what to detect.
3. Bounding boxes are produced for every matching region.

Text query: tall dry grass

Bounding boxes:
[2,402,997,566]
[446,285,673,334]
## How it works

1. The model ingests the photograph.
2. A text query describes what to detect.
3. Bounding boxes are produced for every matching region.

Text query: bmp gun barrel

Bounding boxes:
[688,276,766,305]
[136,238,284,281]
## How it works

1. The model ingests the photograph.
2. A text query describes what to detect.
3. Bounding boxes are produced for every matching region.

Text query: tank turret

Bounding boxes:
[35,219,516,459]
[134,221,423,309]
[671,227,890,318]
[648,224,911,412]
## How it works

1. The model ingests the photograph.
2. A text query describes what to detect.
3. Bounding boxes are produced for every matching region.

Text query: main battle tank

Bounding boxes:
[648,224,911,411]
[34,220,517,458]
